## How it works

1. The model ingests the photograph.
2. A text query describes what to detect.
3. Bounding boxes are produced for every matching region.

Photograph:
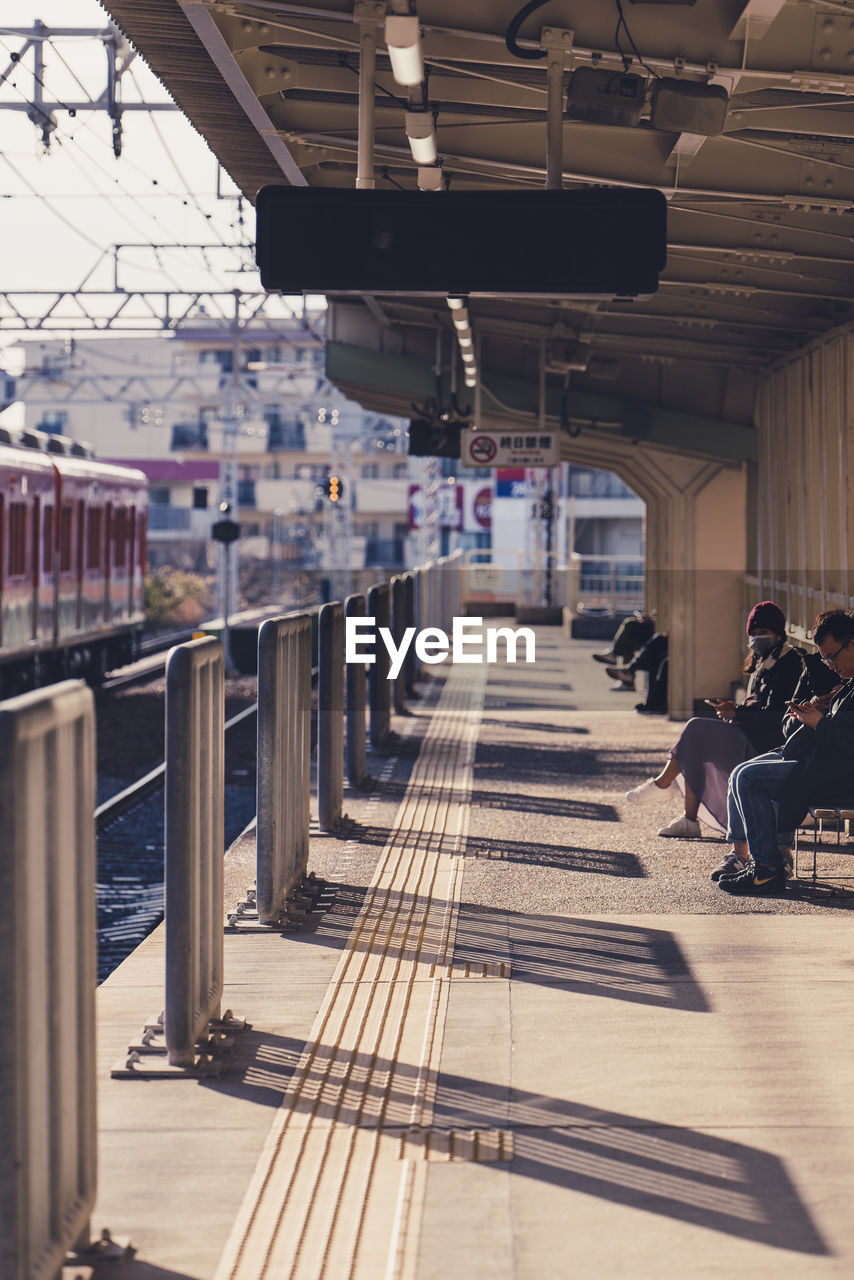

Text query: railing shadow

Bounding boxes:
[462,834,645,877]
[203,1032,827,1257]
[453,908,708,1010]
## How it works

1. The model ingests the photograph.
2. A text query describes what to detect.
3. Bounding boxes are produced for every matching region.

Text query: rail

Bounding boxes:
[164,637,225,1068]
[95,702,258,832]
[0,681,98,1280]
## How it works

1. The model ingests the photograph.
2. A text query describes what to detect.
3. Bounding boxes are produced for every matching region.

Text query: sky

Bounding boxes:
[0,0,306,371]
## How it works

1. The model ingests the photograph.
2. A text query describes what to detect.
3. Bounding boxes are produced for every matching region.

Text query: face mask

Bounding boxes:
[749,635,777,657]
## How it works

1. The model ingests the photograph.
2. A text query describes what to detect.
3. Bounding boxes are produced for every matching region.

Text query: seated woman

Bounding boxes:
[624,601,805,838]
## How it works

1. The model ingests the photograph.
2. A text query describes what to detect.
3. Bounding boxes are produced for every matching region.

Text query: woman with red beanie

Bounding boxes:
[624,601,811,844]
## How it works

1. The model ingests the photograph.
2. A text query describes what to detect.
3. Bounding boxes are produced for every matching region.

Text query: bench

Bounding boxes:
[793,806,854,883]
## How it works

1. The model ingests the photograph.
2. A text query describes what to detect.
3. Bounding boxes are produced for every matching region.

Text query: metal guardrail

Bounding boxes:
[390,574,406,715]
[367,582,391,749]
[256,614,312,924]
[318,602,344,832]
[164,637,225,1067]
[402,571,416,696]
[345,593,367,788]
[0,681,98,1280]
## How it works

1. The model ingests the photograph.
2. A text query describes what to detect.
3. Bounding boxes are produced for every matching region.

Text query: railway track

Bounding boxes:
[95,701,258,981]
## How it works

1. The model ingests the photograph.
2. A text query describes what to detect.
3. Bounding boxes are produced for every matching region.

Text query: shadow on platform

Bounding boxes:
[200,1032,827,1258]
[462,835,645,876]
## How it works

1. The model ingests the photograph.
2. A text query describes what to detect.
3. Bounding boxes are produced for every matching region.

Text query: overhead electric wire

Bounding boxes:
[0,150,105,252]
[138,73,240,253]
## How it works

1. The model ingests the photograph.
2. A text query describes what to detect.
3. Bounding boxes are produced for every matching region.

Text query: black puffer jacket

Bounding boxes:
[732,642,806,755]
[781,651,840,753]
[778,679,854,832]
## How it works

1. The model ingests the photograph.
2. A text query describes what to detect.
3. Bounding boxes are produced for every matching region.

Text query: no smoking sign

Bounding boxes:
[460,427,558,468]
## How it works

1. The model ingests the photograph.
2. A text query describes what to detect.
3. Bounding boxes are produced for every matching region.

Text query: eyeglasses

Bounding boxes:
[821,639,851,667]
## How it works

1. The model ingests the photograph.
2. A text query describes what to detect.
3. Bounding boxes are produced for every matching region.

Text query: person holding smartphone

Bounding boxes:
[718,609,854,895]
[625,601,805,845]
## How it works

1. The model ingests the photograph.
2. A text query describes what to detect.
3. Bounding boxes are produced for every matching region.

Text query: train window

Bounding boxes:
[9,502,27,577]
[86,508,102,570]
[138,511,147,575]
[32,499,40,586]
[105,504,113,574]
[113,507,127,567]
[128,507,136,570]
[43,506,54,575]
[60,504,73,572]
[76,502,84,577]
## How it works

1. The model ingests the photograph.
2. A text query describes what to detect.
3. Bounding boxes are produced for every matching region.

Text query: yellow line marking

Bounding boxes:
[215,665,487,1280]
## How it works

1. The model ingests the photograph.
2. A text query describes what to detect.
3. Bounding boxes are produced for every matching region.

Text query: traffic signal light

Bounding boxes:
[325,474,342,502]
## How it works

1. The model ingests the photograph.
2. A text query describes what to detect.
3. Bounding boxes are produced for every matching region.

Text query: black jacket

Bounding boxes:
[781,652,840,753]
[778,678,854,832]
[733,643,806,755]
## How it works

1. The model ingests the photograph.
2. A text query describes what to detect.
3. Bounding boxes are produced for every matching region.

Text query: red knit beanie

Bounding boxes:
[746,601,786,636]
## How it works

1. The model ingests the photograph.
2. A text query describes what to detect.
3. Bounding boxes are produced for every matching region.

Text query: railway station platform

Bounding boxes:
[82,627,854,1280]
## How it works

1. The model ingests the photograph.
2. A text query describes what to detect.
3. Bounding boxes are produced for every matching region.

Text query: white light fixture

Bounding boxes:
[461,349,475,365]
[464,373,477,387]
[417,165,442,191]
[457,333,473,349]
[452,309,469,330]
[385,14,424,86]
[405,110,437,165]
[447,296,465,310]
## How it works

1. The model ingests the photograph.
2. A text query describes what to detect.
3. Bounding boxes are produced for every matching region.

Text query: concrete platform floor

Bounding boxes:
[75,628,854,1280]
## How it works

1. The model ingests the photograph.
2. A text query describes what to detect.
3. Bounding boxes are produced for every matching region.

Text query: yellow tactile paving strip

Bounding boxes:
[214,665,490,1280]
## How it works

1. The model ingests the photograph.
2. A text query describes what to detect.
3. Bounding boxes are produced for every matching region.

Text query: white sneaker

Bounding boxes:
[625,777,675,804]
[658,815,703,838]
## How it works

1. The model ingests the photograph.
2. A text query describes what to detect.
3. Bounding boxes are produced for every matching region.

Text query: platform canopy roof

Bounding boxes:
[100,0,854,463]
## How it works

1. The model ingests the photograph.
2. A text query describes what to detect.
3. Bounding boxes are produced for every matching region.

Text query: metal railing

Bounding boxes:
[345,593,368,787]
[574,553,645,614]
[367,582,391,749]
[318,602,344,832]
[0,681,98,1280]
[164,637,225,1067]
[390,575,406,714]
[256,614,312,923]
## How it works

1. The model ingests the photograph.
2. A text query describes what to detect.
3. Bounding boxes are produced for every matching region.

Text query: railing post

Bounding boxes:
[318,601,345,831]
[256,614,312,924]
[0,681,98,1279]
[402,572,416,695]
[367,581,391,749]
[165,637,225,1067]
[390,575,406,714]
[345,593,368,787]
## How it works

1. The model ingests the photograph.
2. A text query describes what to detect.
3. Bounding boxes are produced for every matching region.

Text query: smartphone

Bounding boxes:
[704,698,720,706]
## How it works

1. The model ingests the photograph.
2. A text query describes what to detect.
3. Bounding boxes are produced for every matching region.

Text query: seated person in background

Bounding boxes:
[631,632,669,715]
[607,630,669,711]
[593,611,656,670]
[624,601,802,837]
[718,608,854,895]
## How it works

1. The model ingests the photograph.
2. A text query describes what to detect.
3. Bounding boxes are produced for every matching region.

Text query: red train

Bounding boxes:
[0,427,147,695]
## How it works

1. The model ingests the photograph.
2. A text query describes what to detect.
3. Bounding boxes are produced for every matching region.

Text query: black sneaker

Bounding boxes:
[718,864,786,895]
[592,651,617,664]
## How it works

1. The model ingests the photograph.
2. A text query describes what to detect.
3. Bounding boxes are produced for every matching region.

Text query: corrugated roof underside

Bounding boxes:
[99,0,288,201]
